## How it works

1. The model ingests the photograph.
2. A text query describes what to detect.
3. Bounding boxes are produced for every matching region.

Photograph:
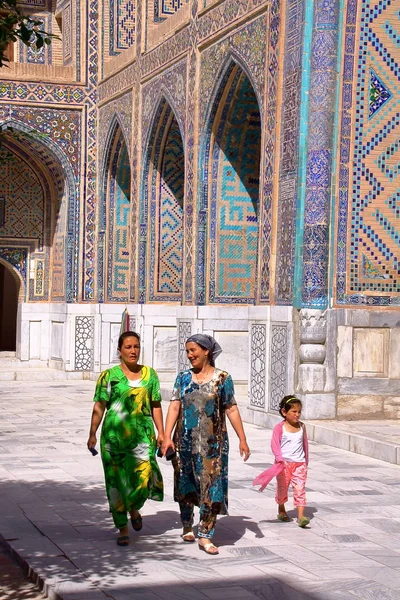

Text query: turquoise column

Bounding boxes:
[294,0,341,309]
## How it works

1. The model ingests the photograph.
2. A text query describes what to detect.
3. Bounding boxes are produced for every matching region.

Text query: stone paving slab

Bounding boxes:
[0,381,400,599]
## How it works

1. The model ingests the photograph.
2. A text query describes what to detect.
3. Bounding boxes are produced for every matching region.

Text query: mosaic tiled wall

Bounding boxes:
[156,118,184,297]
[0,156,45,243]
[110,0,136,55]
[107,135,131,302]
[336,0,400,306]
[207,66,261,303]
[154,0,186,21]
[19,14,52,64]
[140,101,184,302]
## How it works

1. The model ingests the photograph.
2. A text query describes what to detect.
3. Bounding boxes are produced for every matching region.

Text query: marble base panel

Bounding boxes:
[11,304,400,423]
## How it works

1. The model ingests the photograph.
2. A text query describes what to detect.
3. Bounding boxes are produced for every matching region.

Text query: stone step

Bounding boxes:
[0,358,49,368]
[306,419,400,466]
[0,368,84,381]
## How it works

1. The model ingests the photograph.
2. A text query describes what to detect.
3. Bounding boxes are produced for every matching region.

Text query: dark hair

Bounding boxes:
[118,331,140,351]
[187,341,215,367]
[279,395,302,418]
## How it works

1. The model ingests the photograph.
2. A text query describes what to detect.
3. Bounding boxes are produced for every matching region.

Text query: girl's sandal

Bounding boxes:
[117,535,130,546]
[298,517,310,528]
[277,514,290,522]
[181,529,195,543]
[198,541,219,555]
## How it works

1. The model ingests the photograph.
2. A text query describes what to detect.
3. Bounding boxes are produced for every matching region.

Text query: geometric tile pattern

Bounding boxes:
[250,324,266,408]
[269,324,288,412]
[337,0,400,305]
[19,14,52,65]
[74,316,94,370]
[0,155,44,243]
[141,101,184,303]
[157,118,184,296]
[178,320,192,372]
[110,0,136,55]
[154,0,185,21]
[62,2,73,64]
[275,0,305,304]
[107,136,131,301]
[298,0,340,309]
[208,67,261,303]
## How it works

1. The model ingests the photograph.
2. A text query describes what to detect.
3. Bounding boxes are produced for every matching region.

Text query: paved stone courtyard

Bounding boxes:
[1,381,400,600]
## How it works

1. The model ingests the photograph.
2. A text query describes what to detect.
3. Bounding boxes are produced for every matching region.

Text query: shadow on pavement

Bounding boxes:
[0,479,357,600]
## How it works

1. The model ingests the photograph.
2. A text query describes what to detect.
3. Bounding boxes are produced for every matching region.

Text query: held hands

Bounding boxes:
[239,439,251,462]
[156,432,164,449]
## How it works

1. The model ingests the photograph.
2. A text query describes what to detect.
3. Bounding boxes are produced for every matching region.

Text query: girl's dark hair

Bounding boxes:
[118,331,140,351]
[279,395,302,417]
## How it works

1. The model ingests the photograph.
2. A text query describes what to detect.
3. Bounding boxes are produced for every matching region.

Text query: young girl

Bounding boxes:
[253,395,309,527]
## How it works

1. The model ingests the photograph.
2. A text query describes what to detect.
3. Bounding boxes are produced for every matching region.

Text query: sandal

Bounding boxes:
[298,517,310,528]
[131,515,143,531]
[181,529,195,543]
[198,541,219,555]
[117,535,130,546]
[277,514,290,522]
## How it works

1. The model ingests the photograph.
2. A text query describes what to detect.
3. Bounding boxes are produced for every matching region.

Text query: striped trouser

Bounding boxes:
[276,462,307,507]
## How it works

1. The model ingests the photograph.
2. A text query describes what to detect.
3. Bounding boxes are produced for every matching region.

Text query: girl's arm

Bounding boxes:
[226,404,250,461]
[87,401,106,449]
[271,423,284,462]
[162,401,180,454]
[302,423,309,464]
[151,403,164,447]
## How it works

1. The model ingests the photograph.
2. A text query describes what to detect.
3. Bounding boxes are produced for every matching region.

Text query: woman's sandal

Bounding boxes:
[181,529,195,543]
[277,514,290,522]
[131,515,143,531]
[198,541,219,555]
[117,535,130,546]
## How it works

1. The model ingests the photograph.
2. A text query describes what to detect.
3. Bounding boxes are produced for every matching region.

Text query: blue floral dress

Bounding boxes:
[171,368,236,517]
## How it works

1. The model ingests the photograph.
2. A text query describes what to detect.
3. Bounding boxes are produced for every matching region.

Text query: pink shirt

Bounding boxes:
[252,420,309,491]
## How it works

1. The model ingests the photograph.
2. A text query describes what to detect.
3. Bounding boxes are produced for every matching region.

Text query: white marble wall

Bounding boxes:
[16,303,400,421]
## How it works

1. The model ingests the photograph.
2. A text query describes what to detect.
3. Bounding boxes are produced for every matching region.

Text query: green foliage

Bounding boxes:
[0,0,57,67]
[0,125,49,164]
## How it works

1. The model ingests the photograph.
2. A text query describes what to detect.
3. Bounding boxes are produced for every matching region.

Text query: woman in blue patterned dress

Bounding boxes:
[162,334,250,555]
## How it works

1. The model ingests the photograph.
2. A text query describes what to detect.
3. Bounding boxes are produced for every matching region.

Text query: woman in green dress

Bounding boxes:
[87,331,164,546]
[162,334,250,555]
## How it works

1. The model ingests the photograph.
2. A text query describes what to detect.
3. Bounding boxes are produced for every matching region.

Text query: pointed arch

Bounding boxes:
[0,257,22,351]
[0,256,24,302]
[139,97,185,303]
[0,121,78,301]
[99,119,131,302]
[198,60,262,304]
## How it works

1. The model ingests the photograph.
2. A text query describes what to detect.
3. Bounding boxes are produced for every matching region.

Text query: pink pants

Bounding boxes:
[276,462,307,507]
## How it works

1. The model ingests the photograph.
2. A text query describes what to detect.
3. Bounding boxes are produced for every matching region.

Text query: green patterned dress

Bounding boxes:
[93,364,164,528]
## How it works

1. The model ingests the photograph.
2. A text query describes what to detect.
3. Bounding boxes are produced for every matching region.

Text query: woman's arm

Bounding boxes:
[87,401,106,449]
[161,401,180,454]
[151,403,164,447]
[226,404,250,461]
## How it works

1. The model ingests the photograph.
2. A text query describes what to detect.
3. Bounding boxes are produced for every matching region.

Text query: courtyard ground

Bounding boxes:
[0,380,400,600]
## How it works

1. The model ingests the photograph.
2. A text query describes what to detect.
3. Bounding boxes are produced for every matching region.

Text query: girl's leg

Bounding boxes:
[276,462,292,518]
[291,463,309,526]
